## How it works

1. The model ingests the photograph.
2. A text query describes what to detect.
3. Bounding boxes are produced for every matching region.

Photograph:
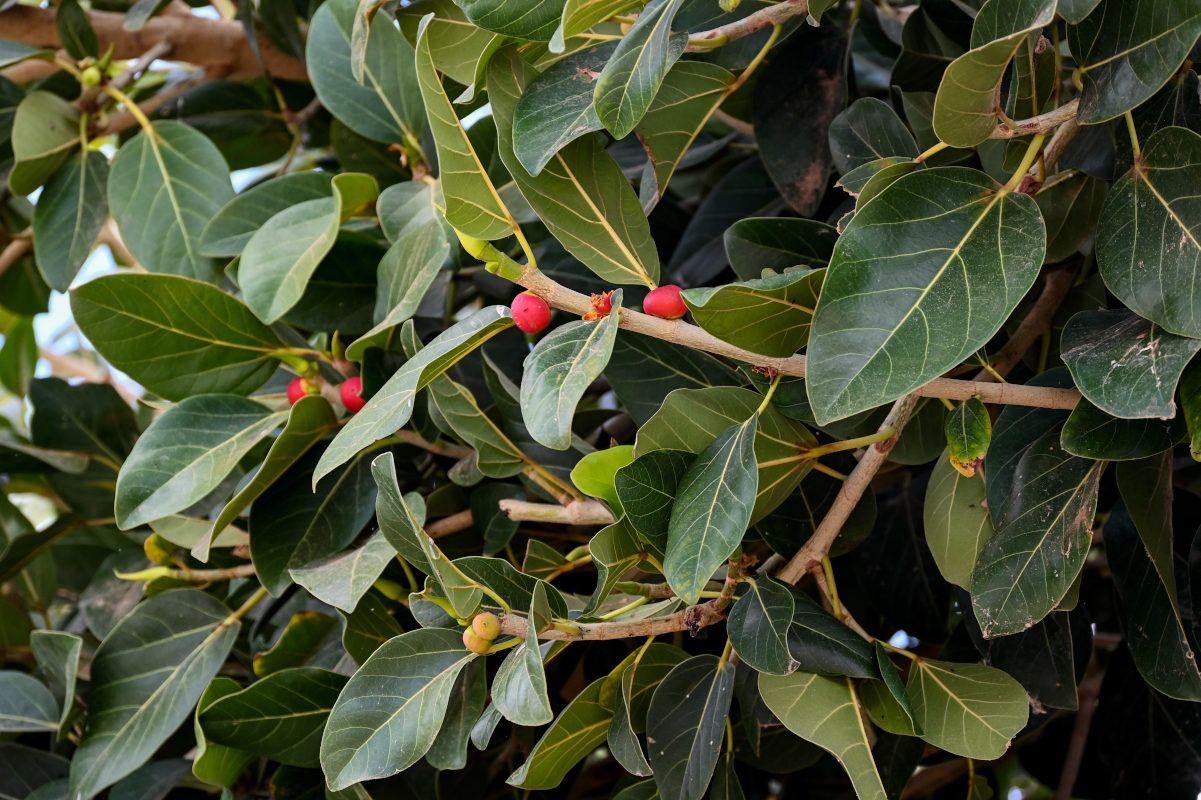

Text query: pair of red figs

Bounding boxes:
[288,376,366,412]
[511,285,686,333]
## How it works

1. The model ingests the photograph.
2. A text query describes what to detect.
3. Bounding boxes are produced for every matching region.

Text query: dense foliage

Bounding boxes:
[2,0,1201,797]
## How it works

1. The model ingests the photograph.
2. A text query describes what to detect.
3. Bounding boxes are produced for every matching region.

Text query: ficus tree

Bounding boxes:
[1,0,1200,797]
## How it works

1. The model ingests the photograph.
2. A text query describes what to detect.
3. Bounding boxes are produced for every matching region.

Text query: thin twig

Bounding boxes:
[499,598,726,641]
[393,429,473,460]
[685,0,809,52]
[518,270,1081,411]
[987,98,1079,140]
[1053,671,1104,800]
[427,509,474,539]
[0,237,31,282]
[498,499,616,526]
[775,394,921,584]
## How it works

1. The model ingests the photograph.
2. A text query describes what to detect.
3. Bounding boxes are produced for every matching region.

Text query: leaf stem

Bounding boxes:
[790,426,897,462]
[915,141,949,163]
[716,637,734,670]
[223,586,269,626]
[1124,111,1141,158]
[756,371,783,415]
[597,595,649,621]
[1001,132,1046,193]
[810,461,848,481]
[820,556,842,618]
[726,23,782,94]
[104,84,156,138]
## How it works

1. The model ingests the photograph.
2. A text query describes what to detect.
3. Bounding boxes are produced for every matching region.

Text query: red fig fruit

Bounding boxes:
[643,285,687,319]
[511,291,551,333]
[340,377,367,413]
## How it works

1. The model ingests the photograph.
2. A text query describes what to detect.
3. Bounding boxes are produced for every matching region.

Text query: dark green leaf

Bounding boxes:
[807,167,1046,424]
[646,655,734,800]
[788,590,876,678]
[605,330,742,426]
[594,0,688,138]
[723,218,838,281]
[396,0,505,86]
[426,657,485,770]
[458,0,565,39]
[192,678,254,789]
[1116,453,1179,609]
[1033,172,1109,263]
[727,577,795,675]
[31,149,107,291]
[581,518,644,617]
[906,659,1028,759]
[614,449,694,556]
[1061,399,1182,460]
[828,97,919,174]
[200,173,335,258]
[507,678,612,788]
[492,582,554,726]
[29,630,80,730]
[0,672,58,732]
[923,450,993,589]
[682,269,823,358]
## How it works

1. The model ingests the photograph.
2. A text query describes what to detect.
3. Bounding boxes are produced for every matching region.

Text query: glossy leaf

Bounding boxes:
[200,172,334,257]
[192,678,254,789]
[932,0,1056,147]
[646,655,735,800]
[807,167,1046,424]
[115,396,288,530]
[200,668,348,766]
[315,306,514,482]
[0,672,58,732]
[395,0,504,86]
[682,269,824,358]
[944,396,991,477]
[290,532,396,613]
[29,631,80,730]
[68,590,239,800]
[71,274,285,401]
[828,97,919,174]
[1115,453,1179,609]
[723,218,838,281]
[507,678,612,788]
[614,449,694,556]
[457,0,565,39]
[788,590,876,678]
[108,121,234,283]
[1070,0,1201,124]
[594,0,688,139]
[427,375,527,478]
[427,658,485,770]
[520,292,622,449]
[606,331,742,425]
[31,149,107,291]
[570,445,633,512]
[1061,399,1182,460]
[490,53,660,287]
[727,577,795,675]
[493,582,554,726]
[319,628,476,789]
[1096,132,1201,335]
[9,92,79,196]
[923,451,993,589]
[759,671,887,800]
[906,658,1028,759]
[664,416,757,604]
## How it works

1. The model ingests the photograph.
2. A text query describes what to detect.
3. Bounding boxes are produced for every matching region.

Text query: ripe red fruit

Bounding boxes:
[340,377,367,413]
[643,285,687,319]
[511,291,551,333]
[287,377,313,405]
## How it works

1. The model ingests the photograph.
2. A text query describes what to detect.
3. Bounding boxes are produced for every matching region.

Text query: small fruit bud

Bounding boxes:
[643,285,687,319]
[511,291,551,333]
[287,377,316,405]
[472,611,501,641]
[454,230,493,260]
[143,533,174,566]
[340,377,367,413]
[81,66,102,87]
[463,627,491,654]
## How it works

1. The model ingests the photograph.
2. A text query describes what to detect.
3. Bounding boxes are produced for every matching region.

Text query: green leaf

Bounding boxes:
[581,518,644,616]
[806,167,1046,424]
[608,660,652,776]
[395,0,505,86]
[493,582,554,726]
[456,556,571,618]
[1033,172,1109,263]
[861,643,921,736]
[339,602,402,666]
[664,416,758,604]
[69,590,240,800]
[614,449,693,556]
[362,216,451,337]
[0,316,35,397]
[520,293,623,450]
[570,445,633,512]
[594,0,687,138]
[250,450,377,596]
[634,60,735,212]
[306,0,424,143]
[932,0,1056,147]
[906,659,1029,759]
[1070,0,1201,124]
[315,306,514,483]
[727,577,795,675]
[1105,503,1201,700]
[923,450,993,589]
[1096,128,1201,338]
[197,395,339,561]
[969,429,1104,638]
[415,15,517,241]
[290,532,397,613]
[723,218,838,281]
[201,668,348,766]
[682,269,824,358]
[828,98,919,174]
[646,655,735,800]
[0,672,58,732]
[29,631,80,730]
[944,396,991,477]
[489,52,660,287]
[457,0,565,39]
[320,628,476,790]
[1061,399,1182,460]
[241,174,378,322]
[606,330,742,426]
[31,149,107,291]
[200,173,335,257]
[1116,453,1179,609]
[507,678,612,788]
[115,396,288,530]
[759,671,887,800]
[70,274,285,401]
[1058,0,1102,23]
[8,91,79,196]
[1183,361,1201,460]
[550,0,638,51]
[512,42,615,175]
[427,657,485,770]
[252,610,338,675]
[787,590,876,678]
[192,678,254,789]
[428,376,528,478]
[636,387,817,522]
[107,121,235,283]
[0,41,52,69]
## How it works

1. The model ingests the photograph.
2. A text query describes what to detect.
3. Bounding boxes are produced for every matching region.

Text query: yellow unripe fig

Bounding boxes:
[462,627,491,654]
[81,66,102,87]
[472,611,501,641]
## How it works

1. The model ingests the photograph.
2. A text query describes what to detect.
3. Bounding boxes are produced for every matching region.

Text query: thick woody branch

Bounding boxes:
[0,5,307,82]
[517,271,1081,411]
[988,98,1080,140]
[498,499,616,526]
[427,509,474,539]
[775,394,921,584]
[686,0,809,52]
[498,599,726,641]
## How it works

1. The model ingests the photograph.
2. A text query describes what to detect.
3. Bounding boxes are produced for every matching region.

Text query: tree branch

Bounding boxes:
[498,499,616,526]
[988,98,1079,140]
[685,0,809,52]
[975,264,1078,382]
[0,237,31,282]
[499,599,726,641]
[517,270,1081,411]
[427,509,474,539]
[0,5,307,82]
[775,394,921,584]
